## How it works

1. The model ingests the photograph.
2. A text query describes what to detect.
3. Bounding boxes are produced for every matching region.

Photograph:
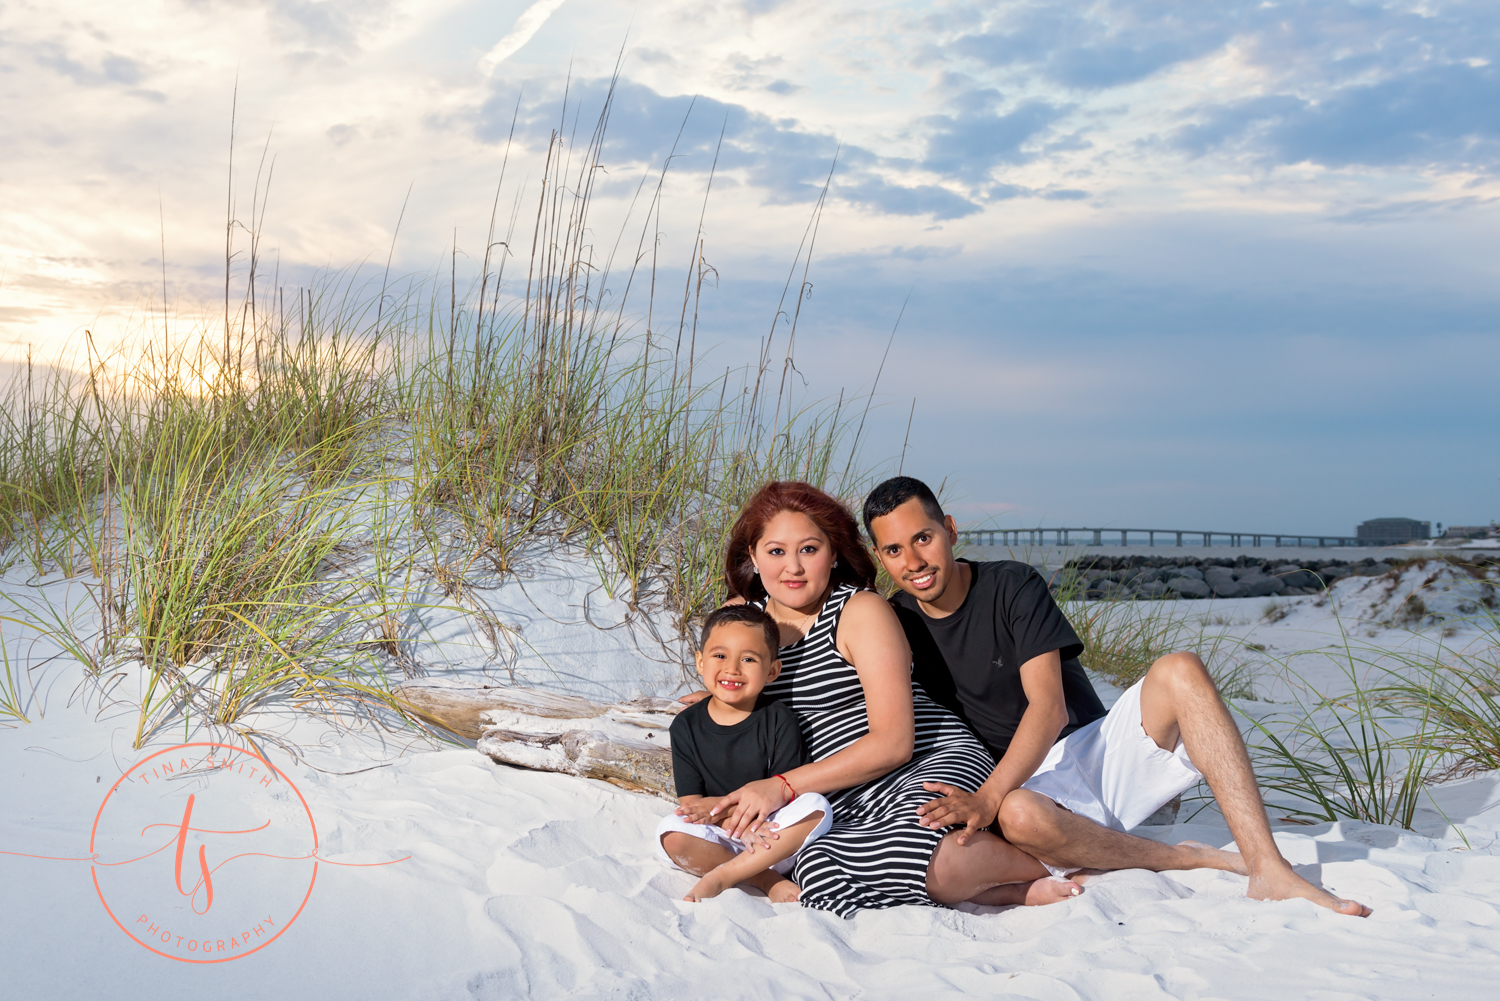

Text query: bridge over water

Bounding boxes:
[955,527,1379,549]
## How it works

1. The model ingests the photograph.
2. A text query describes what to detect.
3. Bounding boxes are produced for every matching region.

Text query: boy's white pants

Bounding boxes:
[655,792,834,876]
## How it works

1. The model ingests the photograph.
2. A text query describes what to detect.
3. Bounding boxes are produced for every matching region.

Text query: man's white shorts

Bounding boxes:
[654,792,834,876]
[1023,677,1203,835]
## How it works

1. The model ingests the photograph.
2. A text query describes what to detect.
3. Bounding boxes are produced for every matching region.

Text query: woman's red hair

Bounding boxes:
[724,481,878,601]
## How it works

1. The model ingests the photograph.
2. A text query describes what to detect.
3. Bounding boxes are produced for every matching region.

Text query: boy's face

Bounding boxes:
[695,622,781,712]
[868,497,961,606]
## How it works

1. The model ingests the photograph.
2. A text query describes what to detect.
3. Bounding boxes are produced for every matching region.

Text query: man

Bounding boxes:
[863,476,1368,916]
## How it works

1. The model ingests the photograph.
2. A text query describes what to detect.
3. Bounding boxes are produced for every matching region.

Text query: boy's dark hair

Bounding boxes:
[862,476,946,542]
[700,603,781,660]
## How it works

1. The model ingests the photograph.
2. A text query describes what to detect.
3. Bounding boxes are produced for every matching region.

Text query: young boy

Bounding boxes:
[655,604,832,903]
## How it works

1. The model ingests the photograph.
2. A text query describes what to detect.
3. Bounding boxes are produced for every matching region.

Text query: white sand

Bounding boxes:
[3,559,1499,999]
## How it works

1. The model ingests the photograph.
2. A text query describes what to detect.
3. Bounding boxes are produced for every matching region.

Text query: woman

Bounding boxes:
[666,481,1079,917]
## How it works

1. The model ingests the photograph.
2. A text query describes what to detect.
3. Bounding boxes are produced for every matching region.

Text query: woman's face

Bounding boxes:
[753,509,835,611]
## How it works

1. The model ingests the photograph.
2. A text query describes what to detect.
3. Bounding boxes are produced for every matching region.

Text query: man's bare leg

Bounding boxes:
[926,829,1081,905]
[1141,652,1368,914]
[998,652,1369,916]
[683,813,823,903]
[997,792,1247,875]
[661,831,797,899]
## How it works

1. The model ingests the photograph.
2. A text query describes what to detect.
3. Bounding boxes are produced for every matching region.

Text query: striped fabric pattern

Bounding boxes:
[758,584,997,917]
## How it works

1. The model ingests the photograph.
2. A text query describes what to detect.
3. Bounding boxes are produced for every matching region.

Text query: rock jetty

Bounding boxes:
[1049,554,1495,600]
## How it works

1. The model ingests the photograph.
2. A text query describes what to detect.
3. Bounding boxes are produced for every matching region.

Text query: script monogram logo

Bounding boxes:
[90,742,319,963]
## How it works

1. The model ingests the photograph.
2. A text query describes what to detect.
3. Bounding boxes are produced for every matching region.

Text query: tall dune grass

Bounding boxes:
[0,82,873,745]
[1374,611,1500,782]
[0,623,32,723]
[1061,594,1255,698]
[1245,660,1440,830]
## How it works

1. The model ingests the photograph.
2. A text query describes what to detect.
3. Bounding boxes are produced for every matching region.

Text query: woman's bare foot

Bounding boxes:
[1248,862,1370,916]
[1178,840,1248,875]
[1024,875,1085,905]
[766,876,802,903]
[968,874,1085,907]
[684,869,732,902]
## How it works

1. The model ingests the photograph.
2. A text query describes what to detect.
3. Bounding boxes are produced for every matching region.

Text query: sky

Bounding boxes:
[1,0,1497,535]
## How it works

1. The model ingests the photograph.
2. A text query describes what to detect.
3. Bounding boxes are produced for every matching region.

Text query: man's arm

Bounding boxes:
[916,649,1068,844]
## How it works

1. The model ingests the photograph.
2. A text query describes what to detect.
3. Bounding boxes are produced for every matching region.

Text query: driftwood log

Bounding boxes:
[396,679,684,798]
[394,681,1175,821]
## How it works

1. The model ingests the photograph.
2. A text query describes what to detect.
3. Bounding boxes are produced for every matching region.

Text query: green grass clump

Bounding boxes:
[1242,604,1500,831]
[1246,662,1440,830]
[1373,612,1500,782]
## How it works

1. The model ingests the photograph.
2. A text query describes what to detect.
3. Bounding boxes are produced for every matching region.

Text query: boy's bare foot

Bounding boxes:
[684,869,732,902]
[1178,840,1248,875]
[766,876,802,903]
[1248,862,1370,916]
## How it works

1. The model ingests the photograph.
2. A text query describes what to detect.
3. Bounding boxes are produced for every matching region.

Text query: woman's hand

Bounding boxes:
[677,690,710,706]
[711,778,788,849]
[674,796,724,825]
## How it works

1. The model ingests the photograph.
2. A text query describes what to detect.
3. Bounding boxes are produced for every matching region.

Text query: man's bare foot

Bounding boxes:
[1248,862,1370,916]
[684,869,731,902]
[766,876,802,903]
[1178,840,1248,875]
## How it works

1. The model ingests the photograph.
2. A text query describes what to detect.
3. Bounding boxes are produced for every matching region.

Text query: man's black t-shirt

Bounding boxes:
[892,559,1107,760]
[668,698,808,798]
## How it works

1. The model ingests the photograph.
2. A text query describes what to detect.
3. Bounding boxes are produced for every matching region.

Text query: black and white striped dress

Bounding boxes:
[757,583,997,917]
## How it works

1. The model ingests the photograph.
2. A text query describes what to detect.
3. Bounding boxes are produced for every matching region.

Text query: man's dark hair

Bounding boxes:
[699,603,780,659]
[862,476,946,543]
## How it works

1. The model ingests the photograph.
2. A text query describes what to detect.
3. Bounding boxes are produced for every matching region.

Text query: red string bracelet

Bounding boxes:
[773,773,796,804]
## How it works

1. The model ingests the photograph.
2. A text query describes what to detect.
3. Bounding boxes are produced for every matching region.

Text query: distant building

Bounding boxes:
[1357,517,1431,543]
[1442,524,1496,540]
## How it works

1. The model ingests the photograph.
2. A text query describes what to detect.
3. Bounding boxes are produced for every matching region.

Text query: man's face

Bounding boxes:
[868,497,960,605]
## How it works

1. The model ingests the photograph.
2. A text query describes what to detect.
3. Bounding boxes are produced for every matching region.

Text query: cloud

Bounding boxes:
[35,44,145,88]
[837,178,981,219]
[1178,63,1500,169]
[1325,195,1500,225]
[944,1,1239,89]
[720,53,801,94]
[1266,64,1500,168]
[474,77,983,218]
[982,181,1088,201]
[936,0,1500,178]
[262,0,373,49]
[921,89,1067,184]
[886,244,962,261]
[734,0,794,15]
[480,0,570,75]
[473,77,1087,217]
[177,0,395,64]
